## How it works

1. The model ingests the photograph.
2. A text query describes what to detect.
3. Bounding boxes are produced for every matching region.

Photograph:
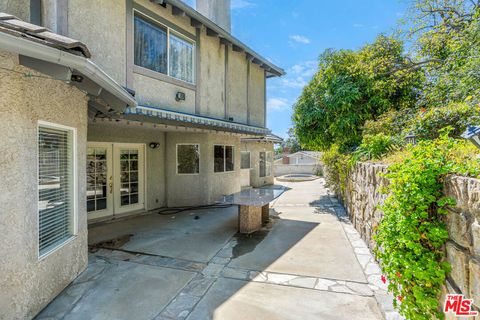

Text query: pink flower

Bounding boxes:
[381,275,387,284]
[397,295,403,302]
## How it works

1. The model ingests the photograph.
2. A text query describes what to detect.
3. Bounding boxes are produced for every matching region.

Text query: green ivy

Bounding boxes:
[374,129,479,319]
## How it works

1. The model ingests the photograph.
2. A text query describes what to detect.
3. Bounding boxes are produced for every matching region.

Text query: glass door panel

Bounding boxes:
[86,144,113,220]
[114,144,144,214]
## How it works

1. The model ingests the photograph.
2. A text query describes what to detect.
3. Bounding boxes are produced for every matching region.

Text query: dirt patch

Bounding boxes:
[89,234,133,252]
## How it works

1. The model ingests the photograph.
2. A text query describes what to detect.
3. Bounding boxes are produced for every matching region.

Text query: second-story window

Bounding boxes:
[134,14,195,84]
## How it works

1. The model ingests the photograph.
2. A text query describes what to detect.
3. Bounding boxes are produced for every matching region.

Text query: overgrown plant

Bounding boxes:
[321,144,351,194]
[374,129,480,319]
[351,133,399,162]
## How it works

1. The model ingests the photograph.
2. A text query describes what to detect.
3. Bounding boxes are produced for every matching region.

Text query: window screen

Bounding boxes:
[266,152,273,176]
[169,33,194,83]
[241,151,250,169]
[214,145,225,173]
[177,144,200,174]
[225,146,234,172]
[214,145,234,173]
[134,15,168,75]
[38,124,74,257]
[259,152,266,177]
[134,15,195,84]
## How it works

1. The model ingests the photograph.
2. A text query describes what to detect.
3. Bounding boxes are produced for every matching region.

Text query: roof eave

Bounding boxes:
[163,0,285,77]
[0,30,136,112]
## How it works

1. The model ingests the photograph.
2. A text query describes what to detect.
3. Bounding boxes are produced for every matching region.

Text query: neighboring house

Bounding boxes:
[274,151,322,176]
[0,1,284,318]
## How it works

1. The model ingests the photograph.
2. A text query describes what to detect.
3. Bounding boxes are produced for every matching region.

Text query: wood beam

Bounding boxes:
[219,37,231,46]
[232,44,244,52]
[252,58,262,65]
[190,18,202,28]
[206,28,219,37]
[171,6,185,16]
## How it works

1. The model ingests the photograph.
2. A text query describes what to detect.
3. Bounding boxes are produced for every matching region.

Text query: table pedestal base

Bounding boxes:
[262,204,270,224]
[238,205,262,234]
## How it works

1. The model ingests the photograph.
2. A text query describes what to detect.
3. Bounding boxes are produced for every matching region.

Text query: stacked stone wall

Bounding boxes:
[340,162,480,312]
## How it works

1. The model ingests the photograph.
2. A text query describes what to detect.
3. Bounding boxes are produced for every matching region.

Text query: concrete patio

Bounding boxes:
[36,179,400,320]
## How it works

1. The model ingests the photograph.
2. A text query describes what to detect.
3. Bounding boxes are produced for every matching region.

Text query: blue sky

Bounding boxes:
[186,0,410,138]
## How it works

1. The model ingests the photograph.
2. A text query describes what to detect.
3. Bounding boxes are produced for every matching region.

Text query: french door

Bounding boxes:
[87,143,145,220]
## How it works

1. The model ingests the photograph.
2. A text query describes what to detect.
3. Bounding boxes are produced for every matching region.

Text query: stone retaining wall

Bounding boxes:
[338,162,480,312]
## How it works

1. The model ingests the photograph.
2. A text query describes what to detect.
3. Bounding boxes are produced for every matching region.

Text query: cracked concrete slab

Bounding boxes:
[187,278,382,320]
[88,207,238,263]
[37,260,195,320]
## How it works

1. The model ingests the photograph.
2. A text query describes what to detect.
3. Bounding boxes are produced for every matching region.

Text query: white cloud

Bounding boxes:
[289,35,311,44]
[280,77,308,89]
[289,60,317,78]
[267,98,290,111]
[353,23,364,28]
[232,0,255,10]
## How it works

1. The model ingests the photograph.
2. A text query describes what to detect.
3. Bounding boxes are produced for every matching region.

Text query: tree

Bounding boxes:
[293,35,423,151]
[279,128,301,154]
[402,0,480,107]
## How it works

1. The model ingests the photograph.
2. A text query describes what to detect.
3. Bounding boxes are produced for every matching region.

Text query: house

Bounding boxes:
[275,151,322,165]
[274,151,322,176]
[0,1,284,318]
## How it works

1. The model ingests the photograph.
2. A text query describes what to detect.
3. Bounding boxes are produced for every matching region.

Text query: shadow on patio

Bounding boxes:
[36,180,384,320]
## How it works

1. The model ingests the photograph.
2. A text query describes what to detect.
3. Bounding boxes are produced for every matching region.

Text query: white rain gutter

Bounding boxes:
[0,31,136,108]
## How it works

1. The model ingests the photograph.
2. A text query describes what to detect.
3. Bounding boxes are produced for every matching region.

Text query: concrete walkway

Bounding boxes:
[36,179,400,320]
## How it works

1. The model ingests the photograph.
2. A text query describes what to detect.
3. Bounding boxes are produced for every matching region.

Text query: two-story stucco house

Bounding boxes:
[0,0,284,318]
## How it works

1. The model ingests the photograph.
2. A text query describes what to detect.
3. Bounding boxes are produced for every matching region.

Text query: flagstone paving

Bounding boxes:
[36,178,402,320]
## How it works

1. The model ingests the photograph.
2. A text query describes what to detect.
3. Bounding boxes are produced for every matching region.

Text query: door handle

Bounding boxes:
[109,176,113,194]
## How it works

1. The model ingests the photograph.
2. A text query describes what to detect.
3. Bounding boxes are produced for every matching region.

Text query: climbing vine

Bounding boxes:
[374,129,480,320]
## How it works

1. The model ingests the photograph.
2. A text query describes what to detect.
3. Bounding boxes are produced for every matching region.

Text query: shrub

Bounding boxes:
[374,128,480,320]
[321,144,351,194]
[407,103,480,140]
[362,109,415,137]
[351,133,399,162]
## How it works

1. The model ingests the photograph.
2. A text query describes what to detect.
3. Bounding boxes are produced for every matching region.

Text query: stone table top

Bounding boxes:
[218,187,285,207]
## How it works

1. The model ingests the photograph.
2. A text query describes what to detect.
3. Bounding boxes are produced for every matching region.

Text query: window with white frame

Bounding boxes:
[38,122,75,257]
[214,145,234,173]
[266,151,273,176]
[240,151,251,169]
[134,14,195,84]
[259,151,266,177]
[259,151,273,177]
[177,144,200,174]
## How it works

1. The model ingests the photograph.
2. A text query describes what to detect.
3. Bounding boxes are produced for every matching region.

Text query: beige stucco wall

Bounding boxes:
[241,141,274,187]
[68,0,126,85]
[136,0,196,34]
[248,64,266,127]
[165,132,241,206]
[0,52,89,319]
[64,0,266,128]
[0,0,30,21]
[133,73,196,114]
[227,49,248,123]
[199,31,226,119]
[87,122,167,210]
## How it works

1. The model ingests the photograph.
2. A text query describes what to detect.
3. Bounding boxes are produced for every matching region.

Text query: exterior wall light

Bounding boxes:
[405,132,417,145]
[175,91,186,102]
[461,126,480,149]
[149,142,160,149]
